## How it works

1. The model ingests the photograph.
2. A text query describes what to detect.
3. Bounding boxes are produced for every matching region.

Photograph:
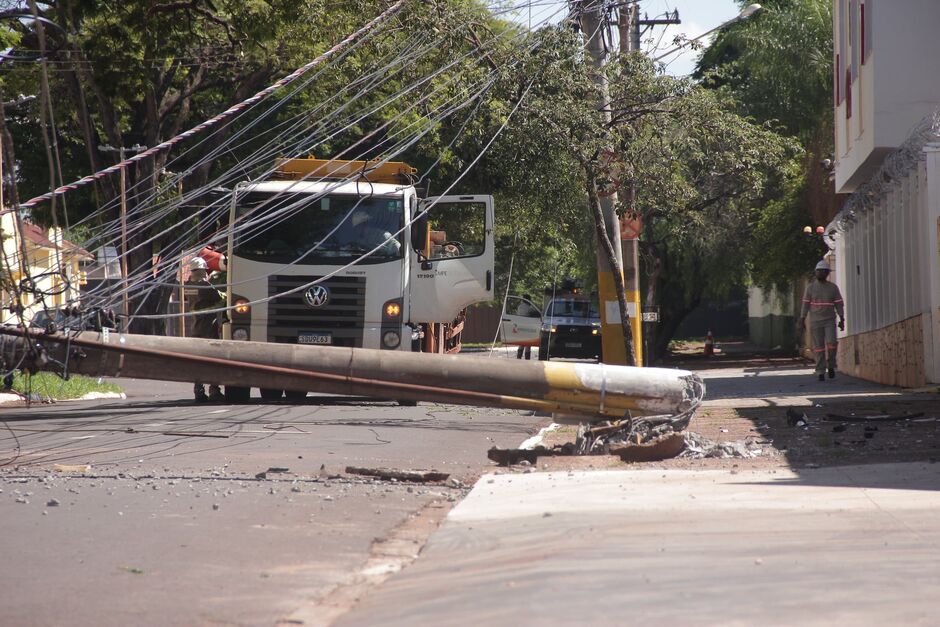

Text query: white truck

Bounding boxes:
[222,158,494,401]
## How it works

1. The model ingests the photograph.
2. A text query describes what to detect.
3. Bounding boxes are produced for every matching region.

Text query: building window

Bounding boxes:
[863,0,872,60]
[849,0,859,76]
[835,54,841,104]
[838,0,847,100]
[860,3,866,63]
[846,68,852,119]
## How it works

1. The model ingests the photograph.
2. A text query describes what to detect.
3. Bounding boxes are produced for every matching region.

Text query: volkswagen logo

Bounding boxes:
[304,285,330,308]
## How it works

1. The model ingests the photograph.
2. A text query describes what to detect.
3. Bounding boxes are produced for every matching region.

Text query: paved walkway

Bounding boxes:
[697,362,925,407]
[334,349,940,626]
[337,464,940,626]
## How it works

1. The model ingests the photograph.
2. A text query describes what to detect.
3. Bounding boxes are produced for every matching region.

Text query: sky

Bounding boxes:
[507,0,742,77]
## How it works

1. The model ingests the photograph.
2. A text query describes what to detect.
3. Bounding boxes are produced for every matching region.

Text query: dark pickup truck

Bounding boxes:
[538,296,602,361]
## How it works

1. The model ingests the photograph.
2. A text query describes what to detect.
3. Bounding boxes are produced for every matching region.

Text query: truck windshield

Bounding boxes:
[545,298,600,319]
[233,191,404,265]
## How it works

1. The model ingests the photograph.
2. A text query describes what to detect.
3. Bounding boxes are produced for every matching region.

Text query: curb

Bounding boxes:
[0,391,125,405]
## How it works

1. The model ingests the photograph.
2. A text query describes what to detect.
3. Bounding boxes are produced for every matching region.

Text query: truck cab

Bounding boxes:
[224,158,494,358]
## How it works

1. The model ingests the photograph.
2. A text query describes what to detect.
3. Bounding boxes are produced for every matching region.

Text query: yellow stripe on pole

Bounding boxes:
[597,270,628,365]
[626,288,643,367]
[597,272,643,366]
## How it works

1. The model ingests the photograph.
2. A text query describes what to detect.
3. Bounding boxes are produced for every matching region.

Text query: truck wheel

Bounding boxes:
[538,336,550,361]
[260,388,283,401]
[284,390,307,401]
[224,385,251,403]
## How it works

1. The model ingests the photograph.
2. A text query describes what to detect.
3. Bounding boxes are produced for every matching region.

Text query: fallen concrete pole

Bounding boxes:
[0,328,704,423]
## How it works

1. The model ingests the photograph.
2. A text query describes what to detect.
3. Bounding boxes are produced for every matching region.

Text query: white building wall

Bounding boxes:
[924,147,940,382]
[834,0,940,193]
[830,141,940,384]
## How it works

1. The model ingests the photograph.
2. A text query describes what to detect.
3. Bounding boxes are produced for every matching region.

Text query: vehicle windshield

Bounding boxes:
[233,191,404,264]
[545,298,600,320]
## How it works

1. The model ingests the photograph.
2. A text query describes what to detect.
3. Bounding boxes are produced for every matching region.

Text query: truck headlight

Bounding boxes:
[382,330,401,348]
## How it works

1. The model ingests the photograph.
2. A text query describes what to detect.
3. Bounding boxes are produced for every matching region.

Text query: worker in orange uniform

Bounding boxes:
[798,260,845,382]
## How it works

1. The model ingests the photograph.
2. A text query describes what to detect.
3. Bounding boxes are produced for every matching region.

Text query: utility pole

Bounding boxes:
[98,143,146,325]
[581,1,631,365]
[620,4,681,52]
[616,3,680,366]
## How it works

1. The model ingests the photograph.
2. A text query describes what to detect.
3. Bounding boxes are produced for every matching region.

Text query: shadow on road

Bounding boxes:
[667,342,940,491]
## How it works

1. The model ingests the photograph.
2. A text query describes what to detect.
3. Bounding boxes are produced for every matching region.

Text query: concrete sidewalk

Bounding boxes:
[331,354,940,626]
[336,464,940,626]
[697,362,927,407]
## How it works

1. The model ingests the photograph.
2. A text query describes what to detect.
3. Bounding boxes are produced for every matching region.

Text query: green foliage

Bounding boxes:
[10,372,122,399]
[695,0,835,292]
[749,159,830,289]
[613,63,795,354]
[698,0,833,143]
[0,1,811,356]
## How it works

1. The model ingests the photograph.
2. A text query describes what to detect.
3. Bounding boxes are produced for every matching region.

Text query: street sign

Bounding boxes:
[641,311,659,323]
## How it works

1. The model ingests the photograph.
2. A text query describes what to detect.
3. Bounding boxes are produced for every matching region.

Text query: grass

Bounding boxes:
[462,341,504,348]
[6,371,122,400]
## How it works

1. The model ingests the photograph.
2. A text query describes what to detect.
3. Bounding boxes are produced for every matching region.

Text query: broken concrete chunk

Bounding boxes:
[611,432,686,463]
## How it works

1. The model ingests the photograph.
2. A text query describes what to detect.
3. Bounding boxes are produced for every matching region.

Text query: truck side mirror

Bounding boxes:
[411,213,429,256]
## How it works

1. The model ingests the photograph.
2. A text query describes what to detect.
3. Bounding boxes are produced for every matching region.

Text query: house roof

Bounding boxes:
[18,220,94,260]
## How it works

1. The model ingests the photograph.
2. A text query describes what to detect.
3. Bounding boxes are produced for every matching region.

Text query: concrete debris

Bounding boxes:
[679,432,764,459]
[345,466,449,483]
[611,432,686,463]
[786,409,809,427]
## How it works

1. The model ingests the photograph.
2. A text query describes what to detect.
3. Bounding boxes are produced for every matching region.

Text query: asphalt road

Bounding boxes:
[0,377,545,626]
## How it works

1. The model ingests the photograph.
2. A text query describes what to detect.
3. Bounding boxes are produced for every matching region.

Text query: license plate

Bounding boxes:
[298,332,332,345]
[566,342,582,348]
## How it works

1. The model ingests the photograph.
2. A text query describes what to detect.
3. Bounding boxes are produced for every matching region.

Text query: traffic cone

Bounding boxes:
[704,330,714,357]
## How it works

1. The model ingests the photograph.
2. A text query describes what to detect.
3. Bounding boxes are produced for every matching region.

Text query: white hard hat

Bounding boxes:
[815,260,830,271]
[189,257,208,271]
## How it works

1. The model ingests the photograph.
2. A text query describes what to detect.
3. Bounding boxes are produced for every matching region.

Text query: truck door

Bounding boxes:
[408,195,494,322]
[500,295,542,346]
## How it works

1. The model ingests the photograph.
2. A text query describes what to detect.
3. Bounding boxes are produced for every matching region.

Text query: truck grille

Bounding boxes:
[556,325,595,339]
[268,275,366,347]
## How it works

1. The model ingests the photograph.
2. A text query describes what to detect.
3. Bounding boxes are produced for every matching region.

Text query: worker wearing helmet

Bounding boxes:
[798,259,845,381]
[186,256,226,402]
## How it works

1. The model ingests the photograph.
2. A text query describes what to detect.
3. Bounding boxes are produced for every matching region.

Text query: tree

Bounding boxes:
[696,0,836,288]
[608,61,793,357]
